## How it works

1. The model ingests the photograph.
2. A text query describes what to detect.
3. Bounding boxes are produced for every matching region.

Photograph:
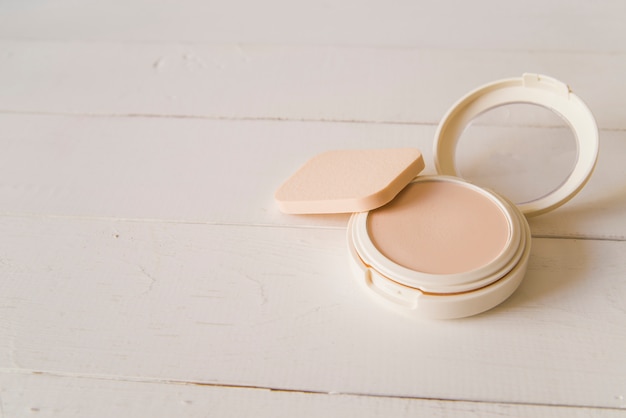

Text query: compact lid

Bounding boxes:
[434,73,599,217]
[275,148,425,214]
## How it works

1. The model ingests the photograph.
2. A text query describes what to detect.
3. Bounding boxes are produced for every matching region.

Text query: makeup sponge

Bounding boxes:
[275,148,425,214]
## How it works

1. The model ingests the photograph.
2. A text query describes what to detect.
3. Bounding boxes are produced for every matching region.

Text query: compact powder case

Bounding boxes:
[275,74,599,319]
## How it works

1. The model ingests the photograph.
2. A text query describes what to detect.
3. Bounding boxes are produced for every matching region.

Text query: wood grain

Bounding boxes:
[0,114,624,239]
[0,42,624,129]
[1,372,624,418]
[1,216,624,408]
[1,1,624,415]
[1,0,624,53]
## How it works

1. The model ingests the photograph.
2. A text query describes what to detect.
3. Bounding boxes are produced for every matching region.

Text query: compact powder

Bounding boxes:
[367,180,511,275]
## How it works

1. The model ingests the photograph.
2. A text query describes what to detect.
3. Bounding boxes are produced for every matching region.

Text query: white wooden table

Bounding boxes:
[1,1,625,416]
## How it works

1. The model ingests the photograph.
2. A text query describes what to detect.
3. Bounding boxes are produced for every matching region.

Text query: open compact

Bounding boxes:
[275,74,599,319]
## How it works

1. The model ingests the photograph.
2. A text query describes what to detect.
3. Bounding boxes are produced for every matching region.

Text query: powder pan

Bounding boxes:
[351,176,527,294]
[348,176,531,318]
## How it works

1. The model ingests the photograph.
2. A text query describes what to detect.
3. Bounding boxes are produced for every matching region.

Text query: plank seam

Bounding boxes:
[0,109,624,132]
[0,369,622,412]
[1,109,438,127]
[0,212,623,242]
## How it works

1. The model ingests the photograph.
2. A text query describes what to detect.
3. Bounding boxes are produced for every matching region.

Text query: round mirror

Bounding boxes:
[455,103,578,205]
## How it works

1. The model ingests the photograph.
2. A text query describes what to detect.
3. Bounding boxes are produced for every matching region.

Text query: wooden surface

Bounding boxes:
[1,1,625,416]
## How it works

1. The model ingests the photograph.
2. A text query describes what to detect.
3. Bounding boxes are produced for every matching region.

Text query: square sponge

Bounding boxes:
[275,148,424,214]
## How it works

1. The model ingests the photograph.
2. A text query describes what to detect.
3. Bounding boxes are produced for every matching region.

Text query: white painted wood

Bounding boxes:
[1,42,624,129]
[2,0,624,414]
[1,372,624,418]
[1,216,625,409]
[0,114,624,238]
[0,0,625,53]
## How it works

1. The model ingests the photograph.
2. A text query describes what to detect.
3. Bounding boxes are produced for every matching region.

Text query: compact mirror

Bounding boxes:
[455,103,578,205]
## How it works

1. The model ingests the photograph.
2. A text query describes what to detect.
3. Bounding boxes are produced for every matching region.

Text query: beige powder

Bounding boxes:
[367,180,510,275]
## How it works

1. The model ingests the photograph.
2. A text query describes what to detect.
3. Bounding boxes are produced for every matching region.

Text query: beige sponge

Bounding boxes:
[275,148,425,214]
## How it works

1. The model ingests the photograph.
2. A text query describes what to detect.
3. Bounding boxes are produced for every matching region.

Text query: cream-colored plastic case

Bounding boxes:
[276,74,599,319]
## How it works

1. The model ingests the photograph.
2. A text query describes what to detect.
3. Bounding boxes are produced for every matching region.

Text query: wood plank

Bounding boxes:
[1,372,624,418]
[2,1,623,415]
[0,114,623,239]
[1,216,624,408]
[0,42,625,130]
[0,1,625,53]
